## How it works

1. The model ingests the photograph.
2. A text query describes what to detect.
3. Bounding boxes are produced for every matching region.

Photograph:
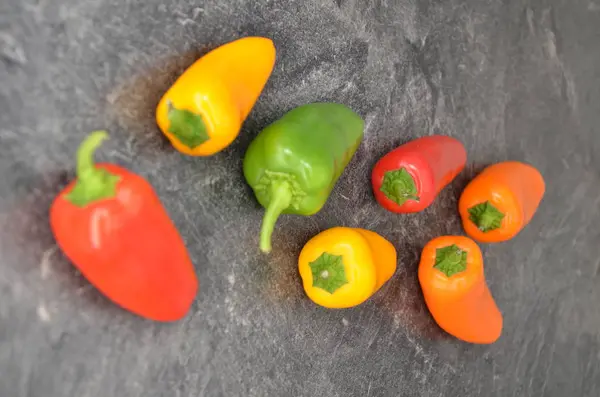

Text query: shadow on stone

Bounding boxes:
[5,168,123,314]
[106,47,211,151]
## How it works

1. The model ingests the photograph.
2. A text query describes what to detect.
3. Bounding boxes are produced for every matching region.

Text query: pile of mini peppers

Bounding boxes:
[50,36,545,344]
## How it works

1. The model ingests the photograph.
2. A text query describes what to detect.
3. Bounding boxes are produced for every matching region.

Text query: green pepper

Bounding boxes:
[243,102,365,253]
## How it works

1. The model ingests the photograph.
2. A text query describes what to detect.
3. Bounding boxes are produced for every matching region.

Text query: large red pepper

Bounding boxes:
[50,131,198,322]
[371,135,466,213]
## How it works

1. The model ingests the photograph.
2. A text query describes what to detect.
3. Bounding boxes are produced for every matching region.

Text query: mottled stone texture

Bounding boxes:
[1,0,599,396]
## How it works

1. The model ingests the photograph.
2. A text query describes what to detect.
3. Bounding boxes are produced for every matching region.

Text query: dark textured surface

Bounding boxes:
[1,0,599,396]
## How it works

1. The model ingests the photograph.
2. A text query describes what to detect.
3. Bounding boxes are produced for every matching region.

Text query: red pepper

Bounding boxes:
[50,131,198,322]
[371,135,467,213]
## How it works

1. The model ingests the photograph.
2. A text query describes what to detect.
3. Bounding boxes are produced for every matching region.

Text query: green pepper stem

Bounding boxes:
[66,131,120,207]
[260,181,293,253]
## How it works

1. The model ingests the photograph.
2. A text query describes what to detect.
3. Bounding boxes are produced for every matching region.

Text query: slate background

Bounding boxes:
[1,0,599,396]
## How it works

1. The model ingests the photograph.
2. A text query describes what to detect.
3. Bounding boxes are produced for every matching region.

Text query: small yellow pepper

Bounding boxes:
[298,227,397,308]
[156,36,276,156]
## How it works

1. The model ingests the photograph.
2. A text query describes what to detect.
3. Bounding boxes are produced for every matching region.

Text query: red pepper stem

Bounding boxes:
[66,131,120,207]
[394,188,419,202]
[380,168,419,206]
[260,180,292,253]
[76,131,107,179]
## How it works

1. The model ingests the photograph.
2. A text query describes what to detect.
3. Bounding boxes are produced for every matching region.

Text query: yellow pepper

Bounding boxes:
[298,227,397,308]
[156,36,276,156]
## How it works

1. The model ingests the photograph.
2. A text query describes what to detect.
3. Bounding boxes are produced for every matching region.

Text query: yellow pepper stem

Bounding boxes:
[259,180,292,253]
[309,252,348,294]
[167,102,210,149]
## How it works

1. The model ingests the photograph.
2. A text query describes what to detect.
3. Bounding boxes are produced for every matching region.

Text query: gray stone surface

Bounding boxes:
[1,0,599,396]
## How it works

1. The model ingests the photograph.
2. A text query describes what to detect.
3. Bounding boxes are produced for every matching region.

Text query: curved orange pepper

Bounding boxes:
[156,37,276,156]
[418,235,502,344]
[459,161,545,243]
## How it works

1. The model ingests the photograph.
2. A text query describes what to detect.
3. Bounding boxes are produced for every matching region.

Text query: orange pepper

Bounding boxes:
[156,37,276,156]
[459,161,545,243]
[298,227,396,309]
[418,235,503,344]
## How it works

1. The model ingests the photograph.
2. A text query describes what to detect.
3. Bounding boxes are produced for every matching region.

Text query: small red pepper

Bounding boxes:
[371,135,467,213]
[50,131,198,322]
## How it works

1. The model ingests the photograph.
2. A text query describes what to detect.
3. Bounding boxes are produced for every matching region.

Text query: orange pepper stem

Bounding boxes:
[66,131,120,207]
[308,252,349,294]
[468,201,505,232]
[434,244,467,277]
[259,180,292,253]
[167,101,209,149]
[379,168,419,205]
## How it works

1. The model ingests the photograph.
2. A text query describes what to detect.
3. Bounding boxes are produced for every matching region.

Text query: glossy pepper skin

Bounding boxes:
[156,36,276,156]
[50,131,198,322]
[298,227,397,309]
[459,161,545,243]
[418,236,502,344]
[372,135,466,213]
[243,103,364,253]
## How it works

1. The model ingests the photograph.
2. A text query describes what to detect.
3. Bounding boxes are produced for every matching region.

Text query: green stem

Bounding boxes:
[259,181,293,253]
[434,244,467,277]
[468,201,505,232]
[66,131,120,207]
[76,131,106,179]
[380,168,419,206]
[309,252,348,294]
[167,101,209,149]
[394,186,420,202]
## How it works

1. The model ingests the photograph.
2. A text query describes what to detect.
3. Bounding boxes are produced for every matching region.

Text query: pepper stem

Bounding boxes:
[167,101,209,149]
[468,201,505,232]
[66,131,120,207]
[380,168,419,206]
[309,252,348,294]
[434,244,467,277]
[259,181,292,253]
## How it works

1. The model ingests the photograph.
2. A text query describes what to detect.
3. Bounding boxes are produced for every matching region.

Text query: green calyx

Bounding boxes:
[167,101,209,149]
[380,168,419,206]
[434,244,468,278]
[66,130,120,207]
[468,201,505,232]
[257,171,306,253]
[309,252,348,294]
